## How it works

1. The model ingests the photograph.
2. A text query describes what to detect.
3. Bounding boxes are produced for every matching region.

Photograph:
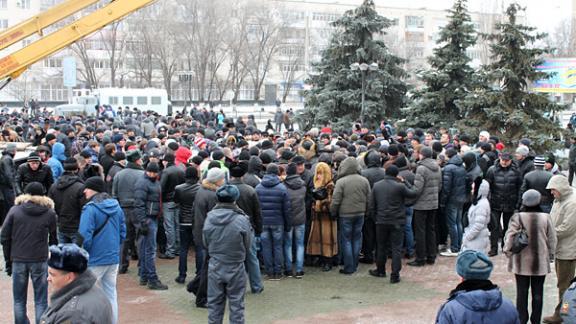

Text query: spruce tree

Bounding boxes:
[406,0,477,129]
[303,0,407,130]
[458,3,563,150]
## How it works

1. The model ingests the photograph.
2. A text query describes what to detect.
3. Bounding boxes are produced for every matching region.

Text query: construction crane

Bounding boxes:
[0,0,157,90]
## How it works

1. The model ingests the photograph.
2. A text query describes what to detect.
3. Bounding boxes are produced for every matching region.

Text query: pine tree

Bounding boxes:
[458,3,563,150]
[406,0,477,129]
[303,0,407,130]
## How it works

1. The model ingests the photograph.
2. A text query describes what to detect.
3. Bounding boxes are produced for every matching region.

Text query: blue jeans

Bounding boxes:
[12,262,48,324]
[339,215,364,273]
[245,232,263,293]
[138,218,159,281]
[404,207,415,256]
[162,202,180,257]
[261,224,284,275]
[57,230,80,245]
[445,202,464,252]
[90,264,119,324]
[284,224,305,273]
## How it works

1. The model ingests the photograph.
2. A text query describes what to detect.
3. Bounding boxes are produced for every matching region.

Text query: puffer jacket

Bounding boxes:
[112,163,145,208]
[174,180,200,225]
[331,157,370,217]
[15,162,53,195]
[255,174,291,228]
[503,210,556,276]
[193,180,219,247]
[436,280,520,324]
[203,203,252,264]
[485,162,522,212]
[413,157,442,210]
[229,178,262,235]
[134,173,161,224]
[244,156,263,188]
[40,270,113,324]
[369,175,418,225]
[284,175,306,226]
[547,175,576,260]
[520,169,553,207]
[48,173,85,233]
[441,155,468,206]
[361,150,386,188]
[462,180,491,253]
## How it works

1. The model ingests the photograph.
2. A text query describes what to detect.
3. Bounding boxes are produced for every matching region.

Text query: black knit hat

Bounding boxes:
[185,166,199,180]
[25,182,45,196]
[146,162,160,173]
[27,152,41,162]
[114,152,126,162]
[229,161,248,178]
[84,176,105,193]
[63,158,79,171]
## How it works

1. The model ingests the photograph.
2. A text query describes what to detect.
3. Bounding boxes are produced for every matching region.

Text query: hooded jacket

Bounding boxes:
[331,157,371,217]
[244,156,262,188]
[48,173,86,233]
[0,194,57,263]
[284,175,306,226]
[229,178,263,235]
[462,180,491,253]
[462,152,483,203]
[369,175,418,225]
[485,162,522,212]
[436,280,520,324]
[194,180,219,247]
[547,175,576,260]
[40,270,113,324]
[361,151,386,188]
[15,162,53,195]
[413,157,442,210]
[256,174,291,228]
[203,203,252,264]
[441,155,468,206]
[112,163,145,208]
[79,193,126,266]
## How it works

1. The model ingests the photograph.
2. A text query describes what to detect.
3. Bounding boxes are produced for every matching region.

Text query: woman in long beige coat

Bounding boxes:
[504,189,557,324]
[306,162,338,271]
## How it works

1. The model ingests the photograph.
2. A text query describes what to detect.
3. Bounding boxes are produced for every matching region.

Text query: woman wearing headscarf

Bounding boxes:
[306,162,338,271]
[503,189,557,324]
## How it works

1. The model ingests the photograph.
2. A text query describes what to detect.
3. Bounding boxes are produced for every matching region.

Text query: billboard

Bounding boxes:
[533,58,576,93]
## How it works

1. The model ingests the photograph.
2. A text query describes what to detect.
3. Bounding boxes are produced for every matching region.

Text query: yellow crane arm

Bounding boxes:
[0,0,156,82]
[0,0,101,51]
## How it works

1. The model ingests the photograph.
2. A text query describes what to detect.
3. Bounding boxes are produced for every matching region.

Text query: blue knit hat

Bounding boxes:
[216,185,240,203]
[456,250,493,280]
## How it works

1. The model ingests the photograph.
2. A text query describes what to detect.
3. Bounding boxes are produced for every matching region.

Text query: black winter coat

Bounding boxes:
[0,152,16,189]
[441,155,468,206]
[160,164,185,201]
[15,163,53,195]
[48,173,85,233]
[516,156,535,179]
[174,180,200,225]
[362,151,386,188]
[229,178,263,235]
[369,175,418,225]
[520,169,554,206]
[100,153,115,177]
[485,163,522,212]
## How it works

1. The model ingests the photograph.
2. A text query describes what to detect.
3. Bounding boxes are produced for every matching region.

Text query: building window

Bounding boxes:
[122,96,133,105]
[151,96,161,105]
[44,58,62,68]
[137,96,147,105]
[0,19,7,29]
[405,16,424,29]
[19,0,31,9]
[109,96,119,105]
[312,12,340,22]
[0,0,7,9]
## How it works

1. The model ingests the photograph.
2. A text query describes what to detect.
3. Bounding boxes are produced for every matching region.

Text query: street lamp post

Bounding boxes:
[350,62,378,126]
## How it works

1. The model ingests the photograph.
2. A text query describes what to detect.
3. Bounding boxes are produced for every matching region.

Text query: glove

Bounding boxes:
[5,261,12,277]
[139,222,149,237]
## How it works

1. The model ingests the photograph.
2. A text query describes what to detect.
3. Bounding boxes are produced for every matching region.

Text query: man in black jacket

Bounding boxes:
[174,167,201,284]
[160,152,185,259]
[520,156,553,213]
[368,166,418,283]
[15,152,53,195]
[1,182,58,324]
[229,161,264,292]
[48,158,85,244]
[360,150,386,264]
[0,143,18,225]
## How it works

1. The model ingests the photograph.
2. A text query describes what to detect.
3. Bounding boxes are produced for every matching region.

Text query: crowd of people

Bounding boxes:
[0,104,575,323]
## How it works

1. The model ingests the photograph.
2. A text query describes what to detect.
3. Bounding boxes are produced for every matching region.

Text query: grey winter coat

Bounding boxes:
[462,180,491,253]
[40,270,113,324]
[284,175,306,226]
[503,210,557,276]
[203,203,252,264]
[331,157,371,217]
[112,163,145,208]
[413,158,442,210]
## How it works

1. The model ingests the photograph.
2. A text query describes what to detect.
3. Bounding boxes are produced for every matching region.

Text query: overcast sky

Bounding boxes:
[377,0,571,33]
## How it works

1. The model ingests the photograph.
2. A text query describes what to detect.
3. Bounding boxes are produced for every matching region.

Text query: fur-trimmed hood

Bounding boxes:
[15,194,54,209]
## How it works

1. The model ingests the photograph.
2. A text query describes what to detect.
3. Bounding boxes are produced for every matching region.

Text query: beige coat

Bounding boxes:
[503,211,557,276]
[547,175,576,260]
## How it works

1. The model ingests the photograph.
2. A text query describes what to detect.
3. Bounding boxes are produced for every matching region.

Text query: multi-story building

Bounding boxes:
[0,0,504,107]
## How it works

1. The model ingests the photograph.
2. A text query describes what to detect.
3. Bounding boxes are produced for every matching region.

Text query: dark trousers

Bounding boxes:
[436,207,448,246]
[0,187,14,226]
[361,217,376,261]
[569,165,576,186]
[375,224,404,278]
[515,274,545,324]
[178,225,205,278]
[489,210,514,253]
[413,209,437,262]
[120,208,137,270]
[157,217,167,254]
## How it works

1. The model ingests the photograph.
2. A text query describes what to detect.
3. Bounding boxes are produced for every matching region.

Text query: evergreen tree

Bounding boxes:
[406,0,477,129]
[303,0,407,130]
[458,3,563,150]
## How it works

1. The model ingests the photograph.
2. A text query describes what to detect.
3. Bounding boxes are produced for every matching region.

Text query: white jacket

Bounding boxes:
[547,175,576,260]
[462,180,491,253]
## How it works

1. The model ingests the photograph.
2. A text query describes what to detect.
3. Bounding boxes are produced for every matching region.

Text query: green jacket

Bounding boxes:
[331,157,371,217]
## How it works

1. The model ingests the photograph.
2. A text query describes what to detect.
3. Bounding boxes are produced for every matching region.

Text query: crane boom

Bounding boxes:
[0,0,101,51]
[0,0,156,87]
